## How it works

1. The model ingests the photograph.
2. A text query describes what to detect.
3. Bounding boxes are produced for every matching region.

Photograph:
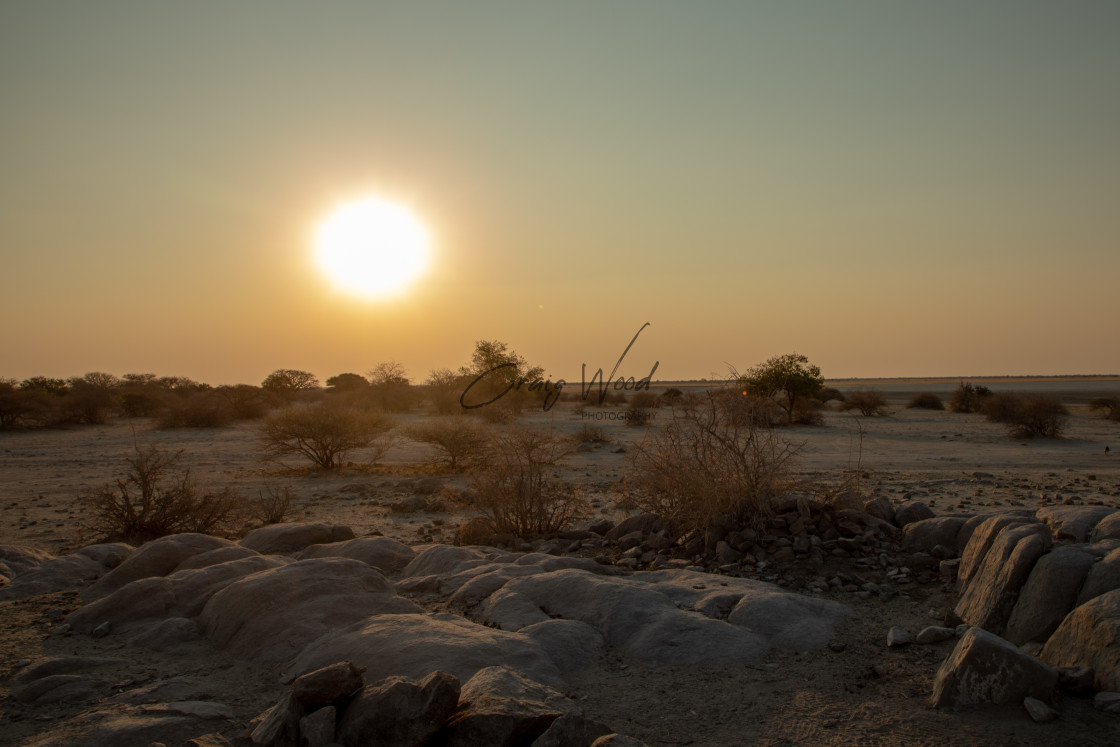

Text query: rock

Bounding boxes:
[902,517,968,555]
[173,545,261,572]
[915,626,955,644]
[298,536,416,575]
[17,674,105,705]
[16,656,127,683]
[110,677,215,704]
[251,692,304,747]
[605,513,663,540]
[298,705,336,747]
[439,665,575,747]
[401,545,492,578]
[1057,665,1095,694]
[67,712,200,746]
[287,612,564,690]
[1094,692,1120,714]
[931,627,1058,707]
[954,523,1051,635]
[1005,545,1096,645]
[521,619,606,674]
[532,714,614,747]
[85,534,235,600]
[715,541,742,564]
[132,617,204,653]
[1041,588,1120,691]
[1092,513,1120,543]
[957,515,1035,591]
[337,670,460,747]
[143,700,235,719]
[863,496,895,525]
[1036,505,1118,543]
[240,522,356,555]
[184,735,233,747]
[74,542,134,568]
[939,559,960,581]
[201,558,421,666]
[591,736,650,747]
[1076,547,1120,606]
[0,545,54,576]
[887,627,910,647]
[291,661,365,708]
[894,501,935,528]
[1023,696,1058,722]
[0,552,108,600]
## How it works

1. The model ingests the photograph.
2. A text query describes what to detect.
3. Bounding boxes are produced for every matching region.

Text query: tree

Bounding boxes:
[458,340,545,411]
[368,361,414,412]
[260,401,393,469]
[66,372,122,424]
[261,369,320,402]
[326,373,369,392]
[738,353,824,425]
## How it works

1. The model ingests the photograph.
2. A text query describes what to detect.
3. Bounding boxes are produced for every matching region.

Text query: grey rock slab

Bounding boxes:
[16,674,106,705]
[957,514,1036,591]
[1036,505,1118,543]
[201,558,421,666]
[1092,513,1120,543]
[1023,696,1058,723]
[439,665,575,747]
[291,660,365,708]
[521,619,606,674]
[0,552,107,600]
[954,523,1051,635]
[251,691,303,747]
[1094,692,1120,714]
[297,536,416,575]
[887,627,910,647]
[915,626,956,644]
[902,516,968,555]
[299,705,336,747]
[239,522,356,555]
[85,533,236,600]
[1005,545,1096,645]
[894,501,935,528]
[1076,547,1120,606]
[532,714,613,747]
[16,656,127,683]
[173,545,261,572]
[931,627,1057,707]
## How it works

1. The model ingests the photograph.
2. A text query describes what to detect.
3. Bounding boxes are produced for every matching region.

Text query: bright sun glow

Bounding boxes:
[314,196,431,299]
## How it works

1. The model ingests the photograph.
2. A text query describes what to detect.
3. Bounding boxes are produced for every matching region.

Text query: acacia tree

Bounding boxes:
[458,340,545,411]
[260,401,394,469]
[738,353,824,424]
[261,369,319,403]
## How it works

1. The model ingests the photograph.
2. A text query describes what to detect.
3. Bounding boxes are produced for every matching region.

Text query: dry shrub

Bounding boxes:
[468,426,586,538]
[405,417,492,470]
[453,516,498,546]
[713,390,786,428]
[814,387,846,404]
[628,392,800,535]
[984,393,1068,439]
[839,389,889,417]
[260,402,394,469]
[949,382,992,413]
[571,424,611,444]
[158,391,235,428]
[1089,396,1120,422]
[907,392,944,410]
[82,441,240,542]
[248,485,299,525]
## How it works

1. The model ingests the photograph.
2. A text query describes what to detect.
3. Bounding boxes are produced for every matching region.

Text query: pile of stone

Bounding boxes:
[251,659,640,747]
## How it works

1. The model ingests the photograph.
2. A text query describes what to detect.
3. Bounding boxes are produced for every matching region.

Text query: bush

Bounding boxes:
[814,387,846,404]
[468,426,585,537]
[1089,396,1120,422]
[949,382,992,413]
[158,391,236,428]
[260,402,394,469]
[982,393,1068,439]
[248,485,299,525]
[907,392,944,410]
[628,391,800,535]
[839,390,889,416]
[571,424,611,444]
[737,353,824,425]
[404,417,492,470]
[660,388,684,405]
[82,441,241,542]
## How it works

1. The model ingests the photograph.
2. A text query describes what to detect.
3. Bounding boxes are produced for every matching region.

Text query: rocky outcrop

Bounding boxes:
[239,522,356,555]
[1005,545,1096,645]
[1041,588,1120,691]
[954,523,1051,635]
[297,536,416,575]
[931,627,1057,707]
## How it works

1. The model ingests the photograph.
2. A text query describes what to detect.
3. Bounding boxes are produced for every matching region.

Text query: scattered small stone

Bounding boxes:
[1093,692,1120,714]
[887,627,910,647]
[1056,666,1095,695]
[91,621,110,638]
[829,642,846,653]
[1023,696,1058,722]
[915,626,955,644]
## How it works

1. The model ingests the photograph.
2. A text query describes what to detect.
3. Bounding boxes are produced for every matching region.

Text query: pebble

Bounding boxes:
[1023,697,1058,723]
[887,627,910,647]
[915,626,955,644]
[91,622,111,638]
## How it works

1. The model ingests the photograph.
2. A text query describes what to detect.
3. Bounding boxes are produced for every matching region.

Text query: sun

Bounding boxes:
[314,196,431,299]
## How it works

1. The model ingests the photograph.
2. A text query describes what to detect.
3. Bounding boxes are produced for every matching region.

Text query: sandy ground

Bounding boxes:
[1,379,1119,745]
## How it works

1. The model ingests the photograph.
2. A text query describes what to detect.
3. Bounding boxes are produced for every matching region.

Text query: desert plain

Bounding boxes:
[2,376,1119,746]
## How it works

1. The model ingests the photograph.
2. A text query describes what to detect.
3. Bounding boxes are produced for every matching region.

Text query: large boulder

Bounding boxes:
[200,558,420,665]
[173,545,261,572]
[337,670,460,747]
[954,523,1051,635]
[297,536,416,575]
[400,545,496,579]
[66,555,289,635]
[0,552,107,600]
[902,516,969,555]
[520,619,606,674]
[1092,512,1120,543]
[1076,547,1120,606]
[726,589,851,650]
[438,666,576,747]
[957,514,1036,591]
[1005,546,1096,645]
[894,501,935,528]
[85,534,236,600]
[239,522,355,555]
[1036,505,1118,543]
[931,627,1058,707]
[286,612,564,689]
[1041,588,1120,691]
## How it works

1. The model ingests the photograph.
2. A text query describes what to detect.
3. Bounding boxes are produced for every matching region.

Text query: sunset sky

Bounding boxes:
[3,2,1118,386]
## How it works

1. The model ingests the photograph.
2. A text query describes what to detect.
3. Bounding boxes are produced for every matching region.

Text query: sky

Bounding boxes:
[2,1,1118,386]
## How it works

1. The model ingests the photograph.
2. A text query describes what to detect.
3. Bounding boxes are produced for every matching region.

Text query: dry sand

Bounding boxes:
[1,378,1119,745]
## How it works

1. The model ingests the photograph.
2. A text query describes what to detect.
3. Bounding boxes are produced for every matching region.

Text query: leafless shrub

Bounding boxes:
[839,389,889,417]
[1089,396,1120,422]
[248,485,299,525]
[453,516,499,546]
[814,387,846,404]
[404,417,492,470]
[984,393,1068,439]
[82,441,241,542]
[158,391,235,428]
[628,392,801,535]
[949,382,992,413]
[907,392,945,410]
[570,424,611,444]
[467,426,586,537]
[260,402,394,469]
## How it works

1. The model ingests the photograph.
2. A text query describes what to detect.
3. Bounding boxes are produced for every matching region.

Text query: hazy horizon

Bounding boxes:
[4,2,1118,384]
